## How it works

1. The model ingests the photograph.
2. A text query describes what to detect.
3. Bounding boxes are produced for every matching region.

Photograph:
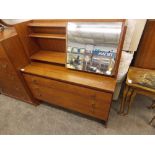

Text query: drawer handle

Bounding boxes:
[92,102,95,109]
[38,94,42,97]
[91,104,95,113]
[91,96,96,113]
[32,79,37,83]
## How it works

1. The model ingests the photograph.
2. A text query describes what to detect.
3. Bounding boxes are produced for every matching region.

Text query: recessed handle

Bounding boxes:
[32,79,37,83]
[39,94,42,97]
[91,95,96,113]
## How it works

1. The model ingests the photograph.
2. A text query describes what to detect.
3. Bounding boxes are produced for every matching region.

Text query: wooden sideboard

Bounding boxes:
[0,20,126,125]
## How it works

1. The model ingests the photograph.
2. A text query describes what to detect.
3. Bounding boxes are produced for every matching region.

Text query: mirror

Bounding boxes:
[67,22,123,76]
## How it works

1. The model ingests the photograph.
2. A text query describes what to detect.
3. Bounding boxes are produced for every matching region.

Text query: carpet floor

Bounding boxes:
[0,94,154,135]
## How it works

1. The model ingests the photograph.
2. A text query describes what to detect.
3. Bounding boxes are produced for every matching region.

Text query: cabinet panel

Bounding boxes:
[0,44,32,102]
[134,20,155,69]
[2,35,30,70]
[24,74,113,121]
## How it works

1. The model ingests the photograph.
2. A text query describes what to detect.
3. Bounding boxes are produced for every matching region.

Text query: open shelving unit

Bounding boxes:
[27,20,66,65]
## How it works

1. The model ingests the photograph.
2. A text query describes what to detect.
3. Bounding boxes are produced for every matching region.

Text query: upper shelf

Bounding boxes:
[28,22,66,28]
[29,33,66,39]
[30,50,66,65]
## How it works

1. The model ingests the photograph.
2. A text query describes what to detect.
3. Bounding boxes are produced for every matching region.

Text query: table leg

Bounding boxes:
[124,90,136,115]
[118,85,130,114]
[147,100,155,109]
[149,116,155,125]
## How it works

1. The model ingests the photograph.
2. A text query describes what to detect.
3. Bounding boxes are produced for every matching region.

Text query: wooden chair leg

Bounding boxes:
[124,90,136,115]
[149,116,155,125]
[147,100,155,109]
[118,85,130,114]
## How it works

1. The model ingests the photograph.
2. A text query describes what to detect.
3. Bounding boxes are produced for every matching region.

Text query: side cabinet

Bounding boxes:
[0,30,37,105]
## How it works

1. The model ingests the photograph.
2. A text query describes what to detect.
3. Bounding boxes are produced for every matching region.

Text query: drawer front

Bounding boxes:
[24,74,113,120]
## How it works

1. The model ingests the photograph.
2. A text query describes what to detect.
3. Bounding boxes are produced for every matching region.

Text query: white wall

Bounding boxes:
[123,19,146,52]
[2,19,29,25]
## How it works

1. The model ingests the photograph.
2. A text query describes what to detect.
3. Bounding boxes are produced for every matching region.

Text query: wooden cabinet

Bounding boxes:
[0,27,37,105]
[21,61,116,122]
[24,73,113,121]
[134,20,155,69]
[11,19,126,124]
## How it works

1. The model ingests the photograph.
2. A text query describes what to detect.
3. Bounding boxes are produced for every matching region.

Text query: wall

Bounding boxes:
[123,19,146,52]
[1,19,29,25]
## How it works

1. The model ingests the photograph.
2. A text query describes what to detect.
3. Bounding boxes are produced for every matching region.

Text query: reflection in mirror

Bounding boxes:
[67,22,122,76]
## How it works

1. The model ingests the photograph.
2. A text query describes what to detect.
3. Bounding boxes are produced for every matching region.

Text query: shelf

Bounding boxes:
[30,50,66,65]
[28,22,66,28]
[29,33,66,39]
[21,62,116,93]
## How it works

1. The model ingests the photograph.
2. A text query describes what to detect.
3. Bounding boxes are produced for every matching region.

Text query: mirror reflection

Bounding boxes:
[67,22,122,75]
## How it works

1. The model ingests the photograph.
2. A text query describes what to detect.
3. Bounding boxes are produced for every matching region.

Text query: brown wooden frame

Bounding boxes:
[65,20,126,78]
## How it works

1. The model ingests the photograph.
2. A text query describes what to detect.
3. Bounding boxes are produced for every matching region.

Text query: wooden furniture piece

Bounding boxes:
[0,27,38,105]
[149,116,155,125]
[148,101,155,125]
[134,20,155,69]
[119,67,155,118]
[9,19,126,125]
[130,20,155,125]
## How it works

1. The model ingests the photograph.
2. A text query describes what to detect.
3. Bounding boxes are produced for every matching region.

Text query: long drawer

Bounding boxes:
[23,74,113,121]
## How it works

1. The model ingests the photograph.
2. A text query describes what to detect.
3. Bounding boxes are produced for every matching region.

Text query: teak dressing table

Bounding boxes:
[0,20,126,125]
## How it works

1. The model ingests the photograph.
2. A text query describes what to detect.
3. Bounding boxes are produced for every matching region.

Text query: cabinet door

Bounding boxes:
[134,20,155,69]
[0,44,32,102]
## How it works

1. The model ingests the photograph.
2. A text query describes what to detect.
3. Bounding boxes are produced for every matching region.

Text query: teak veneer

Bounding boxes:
[30,50,66,65]
[134,20,155,69]
[29,33,66,39]
[0,27,38,105]
[21,62,116,93]
[28,22,66,28]
[23,73,113,121]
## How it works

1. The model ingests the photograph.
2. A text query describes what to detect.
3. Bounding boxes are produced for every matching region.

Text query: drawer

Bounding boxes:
[24,74,113,121]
